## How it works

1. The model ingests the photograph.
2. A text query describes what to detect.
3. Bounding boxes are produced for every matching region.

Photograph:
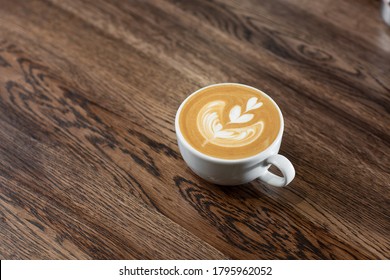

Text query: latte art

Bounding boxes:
[178,84,281,159]
[198,99,264,147]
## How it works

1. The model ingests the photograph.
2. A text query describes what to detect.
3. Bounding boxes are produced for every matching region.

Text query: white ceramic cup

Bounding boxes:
[175,83,295,187]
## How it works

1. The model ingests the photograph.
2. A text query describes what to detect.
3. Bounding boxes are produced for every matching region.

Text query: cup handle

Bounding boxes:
[258,154,295,187]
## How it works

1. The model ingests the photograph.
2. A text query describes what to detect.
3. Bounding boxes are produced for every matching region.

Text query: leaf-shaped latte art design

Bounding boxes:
[246,97,263,111]
[229,105,241,122]
[215,130,234,138]
[229,105,254,124]
[197,97,265,147]
[231,113,254,124]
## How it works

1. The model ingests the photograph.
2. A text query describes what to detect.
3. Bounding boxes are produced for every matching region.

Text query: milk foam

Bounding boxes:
[197,97,264,147]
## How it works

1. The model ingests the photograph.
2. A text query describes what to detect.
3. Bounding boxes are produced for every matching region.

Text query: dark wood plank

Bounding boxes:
[0,41,225,260]
[0,0,389,259]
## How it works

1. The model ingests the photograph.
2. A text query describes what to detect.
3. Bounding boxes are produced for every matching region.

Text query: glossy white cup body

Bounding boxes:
[175,83,295,187]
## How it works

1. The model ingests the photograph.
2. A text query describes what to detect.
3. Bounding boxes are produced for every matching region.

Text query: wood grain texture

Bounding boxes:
[0,0,389,259]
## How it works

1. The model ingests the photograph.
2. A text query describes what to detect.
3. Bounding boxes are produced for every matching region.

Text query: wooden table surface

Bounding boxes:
[0,0,389,260]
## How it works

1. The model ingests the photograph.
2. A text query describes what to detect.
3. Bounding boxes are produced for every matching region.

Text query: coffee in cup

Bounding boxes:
[178,84,281,160]
[176,83,295,186]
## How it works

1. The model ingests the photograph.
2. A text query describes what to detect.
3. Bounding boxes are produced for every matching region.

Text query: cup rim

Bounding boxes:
[175,83,284,163]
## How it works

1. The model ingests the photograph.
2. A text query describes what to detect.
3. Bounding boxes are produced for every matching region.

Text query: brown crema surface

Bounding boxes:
[179,84,281,159]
